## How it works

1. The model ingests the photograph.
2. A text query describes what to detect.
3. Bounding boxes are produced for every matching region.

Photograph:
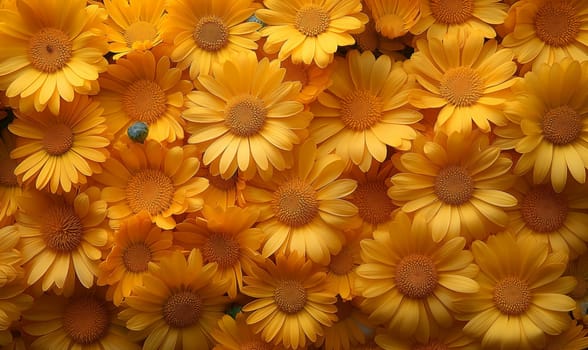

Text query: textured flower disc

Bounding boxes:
[28,27,73,73]
[42,204,84,253]
[122,242,152,273]
[163,290,203,328]
[534,2,580,47]
[520,185,568,233]
[272,178,319,227]
[62,296,110,345]
[434,166,475,206]
[274,279,307,314]
[430,0,474,25]
[201,233,240,268]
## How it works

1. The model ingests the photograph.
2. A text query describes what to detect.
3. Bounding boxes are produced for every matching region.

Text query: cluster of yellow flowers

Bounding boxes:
[0,0,588,349]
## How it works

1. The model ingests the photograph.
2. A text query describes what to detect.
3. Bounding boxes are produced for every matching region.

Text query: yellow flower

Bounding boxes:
[543,320,588,349]
[118,249,229,349]
[197,167,247,208]
[15,188,109,295]
[405,33,518,134]
[103,0,166,60]
[324,229,363,301]
[494,58,588,193]
[8,94,110,193]
[242,141,358,265]
[97,212,175,306]
[310,50,422,171]
[0,225,22,288]
[184,54,312,180]
[0,0,108,114]
[93,141,208,230]
[257,0,368,68]
[502,0,588,71]
[387,132,517,242]
[375,321,480,349]
[162,0,261,79]
[411,0,508,40]
[356,212,479,342]
[22,292,140,350]
[364,0,421,39]
[241,252,338,349]
[456,233,577,349]
[0,279,32,332]
[0,129,21,221]
[98,50,192,143]
[279,57,333,104]
[210,313,286,350]
[174,205,264,299]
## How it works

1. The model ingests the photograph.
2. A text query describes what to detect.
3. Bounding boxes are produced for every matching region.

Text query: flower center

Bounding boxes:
[124,21,158,47]
[28,27,72,73]
[434,165,474,205]
[126,169,174,216]
[520,185,568,233]
[414,342,449,350]
[395,254,438,299]
[541,105,583,145]
[272,178,319,227]
[122,79,167,124]
[440,67,483,107]
[295,6,330,37]
[193,16,229,52]
[225,96,267,137]
[493,276,531,315]
[62,296,110,345]
[341,90,383,131]
[163,290,203,328]
[241,341,273,350]
[274,280,307,314]
[42,203,84,253]
[122,242,152,273]
[43,123,74,156]
[329,246,355,275]
[352,181,395,225]
[202,233,240,268]
[534,2,580,47]
[0,158,18,186]
[429,0,474,25]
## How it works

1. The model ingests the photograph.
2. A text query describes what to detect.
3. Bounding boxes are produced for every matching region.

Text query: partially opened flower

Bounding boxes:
[0,0,109,114]
[364,0,421,39]
[241,252,338,349]
[0,129,21,221]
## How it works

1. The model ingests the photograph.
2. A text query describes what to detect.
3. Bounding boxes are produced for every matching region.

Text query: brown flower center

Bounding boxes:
[440,67,483,107]
[493,276,531,315]
[520,185,568,233]
[273,178,319,227]
[535,2,581,47]
[42,203,84,253]
[352,181,395,225]
[414,342,449,350]
[43,123,74,156]
[341,90,383,131]
[434,165,474,205]
[122,79,167,124]
[274,280,307,314]
[28,27,72,73]
[295,6,330,37]
[541,105,583,145]
[193,16,229,52]
[124,21,158,47]
[225,96,267,137]
[163,290,203,328]
[430,0,474,25]
[62,296,110,345]
[329,246,355,275]
[122,242,152,273]
[395,254,438,299]
[126,169,174,215]
[202,233,240,268]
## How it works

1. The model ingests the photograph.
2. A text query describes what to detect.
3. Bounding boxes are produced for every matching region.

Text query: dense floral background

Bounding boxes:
[0,0,588,349]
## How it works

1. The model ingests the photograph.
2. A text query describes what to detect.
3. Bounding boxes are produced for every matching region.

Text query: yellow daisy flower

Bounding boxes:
[97,212,175,306]
[174,205,264,299]
[310,50,422,171]
[494,59,588,193]
[0,0,109,114]
[103,0,166,60]
[324,229,363,301]
[257,0,368,68]
[8,94,110,193]
[211,313,286,350]
[356,212,479,342]
[93,141,209,230]
[16,188,109,294]
[375,321,480,349]
[0,129,21,221]
[0,225,22,288]
[22,292,140,350]
[242,141,358,265]
[543,320,588,349]
[98,50,192,143]
[405,33,518,134]
[162,0,261,79]
[410,0,508,40]
[387,131,517,243]
[502,0,588,71]
[241,252,338,349]
[184,54,312,180]
[315,297,373,350]
[364,0,421,39]
[118,249,229,349]
[456,233,577,349]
